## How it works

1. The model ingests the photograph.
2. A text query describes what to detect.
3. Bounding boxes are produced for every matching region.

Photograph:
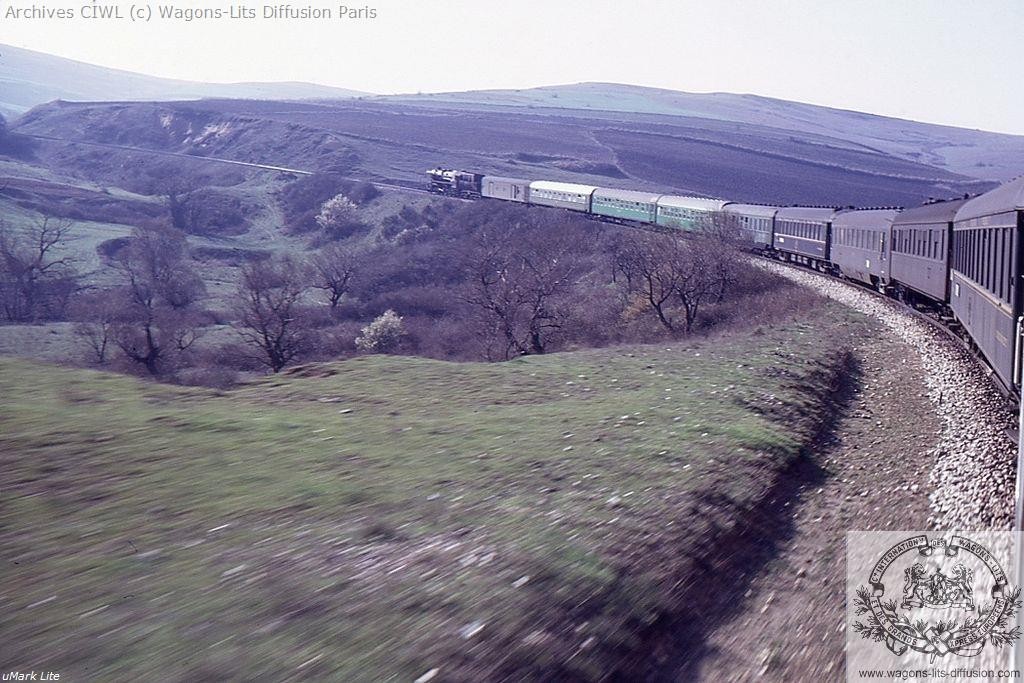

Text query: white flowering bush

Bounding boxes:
[355,309,406,353]
[315,194,358,232]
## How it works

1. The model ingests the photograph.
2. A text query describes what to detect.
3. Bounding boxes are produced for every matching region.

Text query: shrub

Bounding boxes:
[355,309,406,353]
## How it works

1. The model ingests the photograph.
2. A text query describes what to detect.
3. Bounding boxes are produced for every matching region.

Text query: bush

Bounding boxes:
[279,173,379,235]
[169,189,254,236]
[355,310,406,353]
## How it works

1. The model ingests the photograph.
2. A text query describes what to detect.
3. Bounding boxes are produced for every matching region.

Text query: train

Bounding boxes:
[426,168,1024,396]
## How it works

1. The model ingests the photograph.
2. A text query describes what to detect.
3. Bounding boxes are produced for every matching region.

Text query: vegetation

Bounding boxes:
[355,308,405,353]
[0,299,869,681]
[0,216,79,322]
[1,171,815,383]
[232,256,309,373]
[0,103,872,681]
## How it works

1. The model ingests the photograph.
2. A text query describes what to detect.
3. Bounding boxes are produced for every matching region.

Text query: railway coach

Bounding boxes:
[655,195,729,231]
[724,203,779,252]
[481,176,530,203]
[889,197,969,304]
[773,206,839,269]
[830,208,901,290]
[591,188,661,224]
[528,180,597,213]
[949,176,1024,392]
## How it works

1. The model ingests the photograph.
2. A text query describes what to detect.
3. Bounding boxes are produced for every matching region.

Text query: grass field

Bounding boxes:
[0,299,868,681]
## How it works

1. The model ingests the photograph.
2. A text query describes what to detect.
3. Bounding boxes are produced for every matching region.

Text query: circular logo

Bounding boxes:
[852,534,1021,659]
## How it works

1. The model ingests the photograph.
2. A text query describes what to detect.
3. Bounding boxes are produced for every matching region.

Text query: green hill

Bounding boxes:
[0,300,866,680]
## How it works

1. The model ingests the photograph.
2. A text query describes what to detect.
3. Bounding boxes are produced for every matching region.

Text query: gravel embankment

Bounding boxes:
[761,261,1017,529]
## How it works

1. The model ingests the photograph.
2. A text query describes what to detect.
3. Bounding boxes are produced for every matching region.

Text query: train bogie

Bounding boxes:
[830,208,900,289]
[481,176,531,203]
[528,180,597,212]
[950,177,1024,392]
[655,196,729,231]
[889,198,967,303]
[591,188,661,224]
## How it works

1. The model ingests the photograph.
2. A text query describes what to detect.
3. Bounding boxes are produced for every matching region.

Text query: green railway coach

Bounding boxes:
[656,195,730,231]
[590,188,662,224]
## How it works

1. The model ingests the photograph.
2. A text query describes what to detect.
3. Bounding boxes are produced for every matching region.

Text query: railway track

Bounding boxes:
[21,133,445,198]
[19,131,1016,403]
[770,257,1017,405]
[23,130,1009,395]
[762,259,1017,530]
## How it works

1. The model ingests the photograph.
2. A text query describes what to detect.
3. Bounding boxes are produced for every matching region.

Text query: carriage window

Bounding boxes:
[1009,229,1018,305]
[974,231,982,284]
[983,230,989,290]
[966,231,973,277]
[977,231,983,281]
[1002,228,1011,303]
[985,230,992,291]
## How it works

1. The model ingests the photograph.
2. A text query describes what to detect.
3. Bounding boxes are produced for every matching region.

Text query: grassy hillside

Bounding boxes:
[13,98,995,207]
[0,299,867,681]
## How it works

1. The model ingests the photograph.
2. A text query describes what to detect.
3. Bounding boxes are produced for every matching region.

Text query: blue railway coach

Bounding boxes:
[949,176,1024,392]
[723,203,778,252]
[830,208,901,290]
[773,207,838,266]
[890,198,969,303]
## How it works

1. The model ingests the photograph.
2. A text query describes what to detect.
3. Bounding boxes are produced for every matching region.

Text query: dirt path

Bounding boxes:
[663,329,941,681]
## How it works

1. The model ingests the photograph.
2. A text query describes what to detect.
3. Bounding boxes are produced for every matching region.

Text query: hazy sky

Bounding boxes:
[1,0,1021,134]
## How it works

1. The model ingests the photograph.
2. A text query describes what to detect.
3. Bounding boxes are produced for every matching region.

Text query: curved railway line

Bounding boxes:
[21,132,1019,396]
[764,261,1016,529]
[21,132,1019,398]
[18,132,1019,529]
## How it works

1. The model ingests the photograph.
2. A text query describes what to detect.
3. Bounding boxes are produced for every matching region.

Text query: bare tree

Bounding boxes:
[111,227,205,375]
[0,217,79,322]
[614,229,740,334]
[613,232,686,332]
[310,244,358,308]
[674,243,719,332]
[462,223,582,359]
[72,291,121,364]
[116,226,205,309]
[232,257,308,372]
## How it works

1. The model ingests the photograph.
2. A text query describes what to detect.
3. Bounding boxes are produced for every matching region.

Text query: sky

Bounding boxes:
[1,0,1021,134]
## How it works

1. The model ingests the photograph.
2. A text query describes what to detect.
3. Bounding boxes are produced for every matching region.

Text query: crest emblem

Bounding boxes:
[852,534,1022,659]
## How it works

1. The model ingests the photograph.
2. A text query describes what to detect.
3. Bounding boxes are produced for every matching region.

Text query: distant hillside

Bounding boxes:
[381,82,1024,182]
[0,44,367,119]
[5,44,1021,190]
[13,97,996,207]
